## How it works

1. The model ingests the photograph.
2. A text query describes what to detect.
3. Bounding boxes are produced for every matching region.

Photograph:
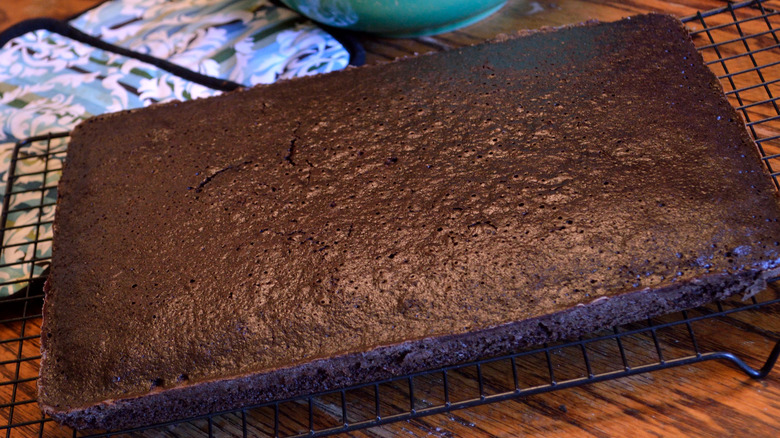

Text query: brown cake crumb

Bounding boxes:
[39,14,780,430]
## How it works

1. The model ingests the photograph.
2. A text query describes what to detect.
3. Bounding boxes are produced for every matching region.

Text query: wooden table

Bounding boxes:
[0,0,779,437]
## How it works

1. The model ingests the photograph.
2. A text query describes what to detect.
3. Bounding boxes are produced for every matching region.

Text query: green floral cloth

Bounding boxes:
[69,0,349,86]
[0,0,351,296]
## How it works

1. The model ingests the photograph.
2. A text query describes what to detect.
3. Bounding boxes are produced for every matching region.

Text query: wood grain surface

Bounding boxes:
[0,0,103,31]
[1,0,779,437]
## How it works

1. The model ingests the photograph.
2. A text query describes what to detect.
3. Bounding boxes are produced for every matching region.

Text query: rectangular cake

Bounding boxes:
[39,14,780,430]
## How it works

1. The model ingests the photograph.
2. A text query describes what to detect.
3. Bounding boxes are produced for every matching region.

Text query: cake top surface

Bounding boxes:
[41,13,780,410]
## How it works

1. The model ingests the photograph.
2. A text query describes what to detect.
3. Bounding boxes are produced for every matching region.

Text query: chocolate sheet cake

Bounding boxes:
[39,14,780,430]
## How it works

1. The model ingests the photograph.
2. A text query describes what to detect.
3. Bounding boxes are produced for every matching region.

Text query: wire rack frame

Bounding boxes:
[0,0,778,437]
[688,0,780,187]
[0,131,65,438]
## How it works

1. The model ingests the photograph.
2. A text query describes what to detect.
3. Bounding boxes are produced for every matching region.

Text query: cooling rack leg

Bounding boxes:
[758,341,780,378]
[697,340,780,379]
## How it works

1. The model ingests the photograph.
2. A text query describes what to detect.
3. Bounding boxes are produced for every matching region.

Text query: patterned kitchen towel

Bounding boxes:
[0,0,352,143]
[0,0,355,296]
[69,0,351,86]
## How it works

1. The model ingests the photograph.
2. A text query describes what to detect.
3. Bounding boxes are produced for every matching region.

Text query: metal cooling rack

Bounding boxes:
[1,0,780,436]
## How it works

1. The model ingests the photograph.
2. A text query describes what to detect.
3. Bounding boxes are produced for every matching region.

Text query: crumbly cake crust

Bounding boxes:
[39,14,780,430]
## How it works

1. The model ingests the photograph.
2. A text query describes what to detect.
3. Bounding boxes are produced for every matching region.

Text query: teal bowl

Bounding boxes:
[280,0,508,38]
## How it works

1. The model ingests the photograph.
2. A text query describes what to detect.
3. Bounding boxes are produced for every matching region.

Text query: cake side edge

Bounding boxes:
[38,266,779,431]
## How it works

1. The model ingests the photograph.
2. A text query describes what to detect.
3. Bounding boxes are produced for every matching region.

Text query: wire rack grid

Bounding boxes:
[0,0,779,437]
